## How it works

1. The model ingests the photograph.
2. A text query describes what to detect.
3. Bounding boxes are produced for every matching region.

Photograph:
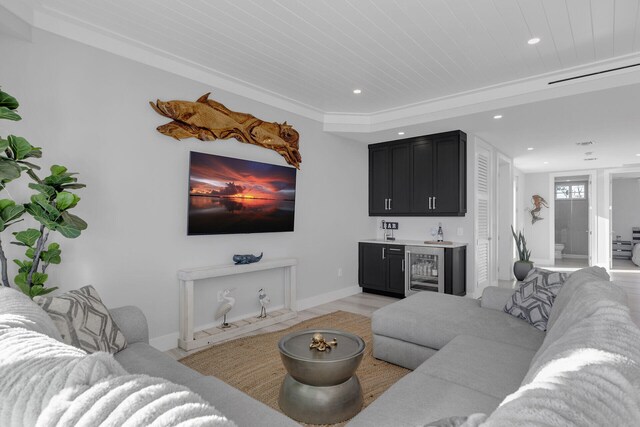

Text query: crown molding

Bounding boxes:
[323,53,640,134]
[1,1,325,122]
[0,4,32,41]
[4,1,640,134]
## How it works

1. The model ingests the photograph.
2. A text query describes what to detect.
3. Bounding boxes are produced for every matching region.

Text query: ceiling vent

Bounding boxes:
[584,157,598,161]
[576,141,593,146]
[549,63,640,85]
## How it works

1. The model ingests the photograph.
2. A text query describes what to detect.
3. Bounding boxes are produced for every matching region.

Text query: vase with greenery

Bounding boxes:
[511,225,533,281]
[0,87,87,298]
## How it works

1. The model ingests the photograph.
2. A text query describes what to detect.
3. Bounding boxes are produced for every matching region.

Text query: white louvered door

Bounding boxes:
[475,143,494,296]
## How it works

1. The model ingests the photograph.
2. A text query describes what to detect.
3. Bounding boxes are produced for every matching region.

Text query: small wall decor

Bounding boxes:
[150,93,302,169]
[528,194,548,224]
[232,252,263,265]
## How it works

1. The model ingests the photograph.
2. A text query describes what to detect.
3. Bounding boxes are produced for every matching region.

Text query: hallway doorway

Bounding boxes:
[549,171,596,269]
[611,172,640,272]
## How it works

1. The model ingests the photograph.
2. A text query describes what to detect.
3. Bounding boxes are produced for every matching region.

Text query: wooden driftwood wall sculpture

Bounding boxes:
[150,93,301,169]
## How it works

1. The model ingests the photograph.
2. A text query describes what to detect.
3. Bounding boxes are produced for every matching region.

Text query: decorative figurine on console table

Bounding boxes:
[257,288,270,318]
[233,252,263,265]
[214,288,236,328]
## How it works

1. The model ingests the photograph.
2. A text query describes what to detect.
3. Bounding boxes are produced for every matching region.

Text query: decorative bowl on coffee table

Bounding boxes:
[278,329,365,424]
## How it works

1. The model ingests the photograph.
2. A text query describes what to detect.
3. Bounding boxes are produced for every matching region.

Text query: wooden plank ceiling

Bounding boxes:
[40,0,640,114]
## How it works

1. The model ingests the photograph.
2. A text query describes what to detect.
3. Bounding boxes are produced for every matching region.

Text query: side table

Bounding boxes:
[277,329,365,424]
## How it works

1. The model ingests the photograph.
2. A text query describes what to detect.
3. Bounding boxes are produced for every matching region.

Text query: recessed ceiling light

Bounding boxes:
[493,114,503,119]
[398,131,405,135]
[636,153,640,156]
[528,37,540,45]
[353,89,362,94]
[527,147,534,151]
[543,161,549,164]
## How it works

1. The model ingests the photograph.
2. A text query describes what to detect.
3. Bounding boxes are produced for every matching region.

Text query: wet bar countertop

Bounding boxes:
[359,239,467,248]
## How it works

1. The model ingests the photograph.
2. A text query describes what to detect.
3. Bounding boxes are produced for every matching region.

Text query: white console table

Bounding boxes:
[178,258,297,351]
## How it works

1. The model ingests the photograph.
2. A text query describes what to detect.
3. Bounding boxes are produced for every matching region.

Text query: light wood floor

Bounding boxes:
[165,292,399,360]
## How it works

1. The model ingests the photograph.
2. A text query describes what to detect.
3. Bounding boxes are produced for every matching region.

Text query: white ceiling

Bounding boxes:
[338,82,640,172]
[3,0,640,172]
[26,0,640,113]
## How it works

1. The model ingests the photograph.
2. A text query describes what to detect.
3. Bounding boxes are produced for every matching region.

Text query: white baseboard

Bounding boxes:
[296,285,362,311]
[531,257,554,266]
[150,333,179,352]
[562,254,588,259]
[149,286,362,352]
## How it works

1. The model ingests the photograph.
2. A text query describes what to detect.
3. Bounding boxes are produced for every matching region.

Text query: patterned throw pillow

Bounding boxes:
[35,285,127,353]
[504,268,568,331]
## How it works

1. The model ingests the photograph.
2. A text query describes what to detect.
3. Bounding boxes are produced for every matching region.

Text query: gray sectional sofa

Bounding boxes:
[0,286,297,427]
[348,266,640,426]
[110,306,298,426]
[2,266,639,426]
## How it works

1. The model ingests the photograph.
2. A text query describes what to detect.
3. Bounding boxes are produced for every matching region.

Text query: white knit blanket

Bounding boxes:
[0,323,235,427]
[459,282,640,427]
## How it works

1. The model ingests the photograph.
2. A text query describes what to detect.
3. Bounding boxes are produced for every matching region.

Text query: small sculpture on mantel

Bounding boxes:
[214,288,235,329]
[257,288,271,318]
[233,252,263,265]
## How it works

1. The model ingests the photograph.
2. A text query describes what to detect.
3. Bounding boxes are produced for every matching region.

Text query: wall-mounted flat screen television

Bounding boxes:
[188,151,296,235]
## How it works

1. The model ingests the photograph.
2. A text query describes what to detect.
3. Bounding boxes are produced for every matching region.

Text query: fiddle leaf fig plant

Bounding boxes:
[0,87,87,298]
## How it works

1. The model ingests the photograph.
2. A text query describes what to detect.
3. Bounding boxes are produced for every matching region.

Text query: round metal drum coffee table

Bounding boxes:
[278,329,365,424]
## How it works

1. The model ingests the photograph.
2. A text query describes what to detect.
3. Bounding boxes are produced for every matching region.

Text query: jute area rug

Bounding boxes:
[179,310,410,426]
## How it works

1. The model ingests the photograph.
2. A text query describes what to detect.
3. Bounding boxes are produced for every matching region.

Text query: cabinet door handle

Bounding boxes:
[428,197,432,210]
[385,198,389,210]
[433,196,436,210]
[402,259,405,272]
[382,247,386,260]
[389,198,392,210]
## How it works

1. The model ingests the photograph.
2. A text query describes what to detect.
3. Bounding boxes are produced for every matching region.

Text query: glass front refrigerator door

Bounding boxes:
[406,248,444,294]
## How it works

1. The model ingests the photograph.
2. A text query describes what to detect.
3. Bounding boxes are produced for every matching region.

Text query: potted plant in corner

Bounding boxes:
[0,87,87,298]
[511,226,533,281]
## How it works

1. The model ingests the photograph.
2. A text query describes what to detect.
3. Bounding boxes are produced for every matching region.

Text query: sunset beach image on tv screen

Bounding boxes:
[188,152,296,235]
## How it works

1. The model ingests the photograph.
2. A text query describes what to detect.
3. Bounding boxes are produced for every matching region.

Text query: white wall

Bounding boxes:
[514,168,526,235]
[0,29,374,348]
[612,179,640,241]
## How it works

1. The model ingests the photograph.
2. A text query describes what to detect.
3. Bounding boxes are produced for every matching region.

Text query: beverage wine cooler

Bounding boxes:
[405,246,444,295]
